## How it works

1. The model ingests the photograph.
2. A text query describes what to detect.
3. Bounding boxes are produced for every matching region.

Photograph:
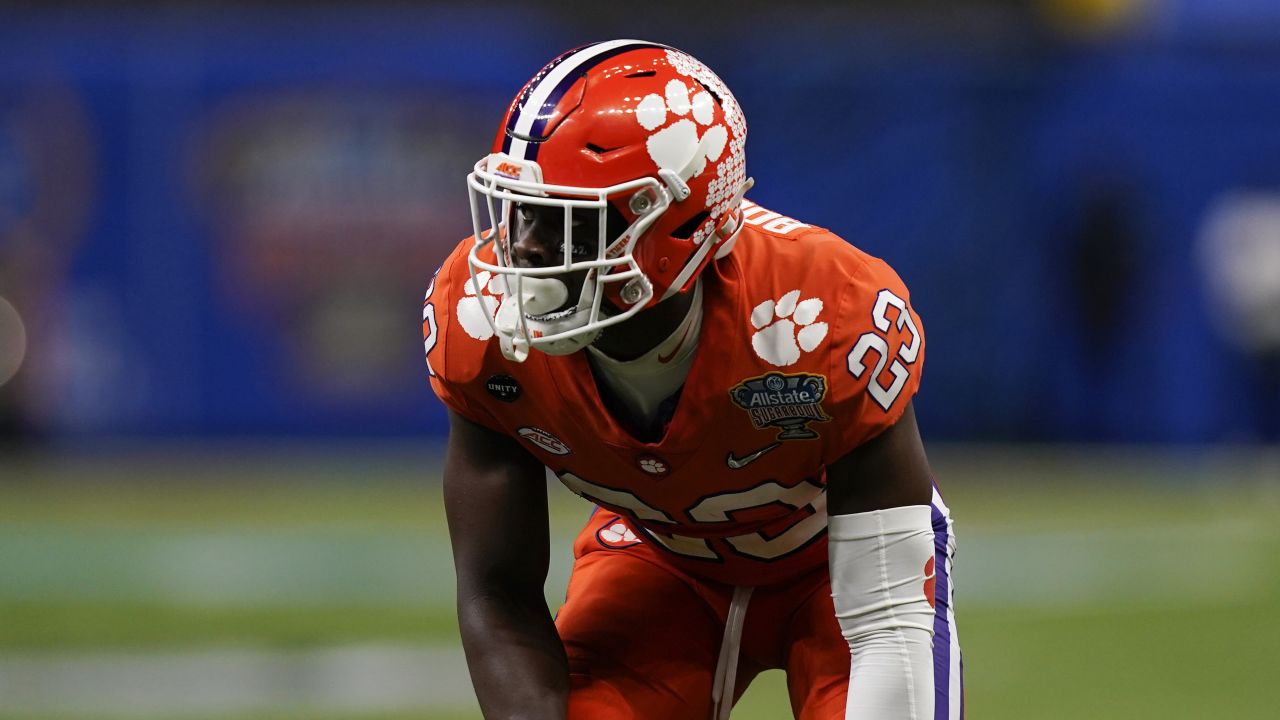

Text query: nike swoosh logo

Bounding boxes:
[658,321,695,363]
[726,442,781,469]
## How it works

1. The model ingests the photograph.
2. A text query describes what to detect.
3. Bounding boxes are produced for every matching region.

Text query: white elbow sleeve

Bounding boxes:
[829,505,936,720]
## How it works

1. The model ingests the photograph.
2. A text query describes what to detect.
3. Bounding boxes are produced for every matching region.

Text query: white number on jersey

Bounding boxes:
[688,479,826,560]
[845,288,919,411]
[422,272,440,377]
[557,470,826,562]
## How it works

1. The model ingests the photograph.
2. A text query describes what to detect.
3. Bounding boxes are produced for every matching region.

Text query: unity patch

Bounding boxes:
[485,374,522,402]
[729,372,830,440]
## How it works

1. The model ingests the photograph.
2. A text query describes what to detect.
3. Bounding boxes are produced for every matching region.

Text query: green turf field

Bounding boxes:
[1,445,1277,719]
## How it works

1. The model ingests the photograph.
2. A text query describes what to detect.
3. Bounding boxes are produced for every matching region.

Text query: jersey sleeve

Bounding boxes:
[822,252,925,463]
[422,242,507,433]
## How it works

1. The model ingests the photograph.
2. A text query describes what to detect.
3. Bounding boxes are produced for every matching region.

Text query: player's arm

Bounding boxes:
[443,409,569,720]
[826,402,936,720]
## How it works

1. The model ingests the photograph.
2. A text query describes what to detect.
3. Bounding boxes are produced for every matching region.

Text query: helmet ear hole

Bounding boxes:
[671,211,711,240]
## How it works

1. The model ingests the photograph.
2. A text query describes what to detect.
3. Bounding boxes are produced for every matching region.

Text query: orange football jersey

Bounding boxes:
[424,201,925,586]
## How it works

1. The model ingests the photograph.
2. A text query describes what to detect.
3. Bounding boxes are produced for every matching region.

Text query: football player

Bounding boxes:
[425,40,962,720]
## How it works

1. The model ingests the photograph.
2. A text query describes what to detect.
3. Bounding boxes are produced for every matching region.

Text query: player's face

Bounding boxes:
[507,201,626,315]
[509,202,601,269]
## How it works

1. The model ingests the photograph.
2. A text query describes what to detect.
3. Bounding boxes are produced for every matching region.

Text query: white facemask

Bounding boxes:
[492,275,603,362]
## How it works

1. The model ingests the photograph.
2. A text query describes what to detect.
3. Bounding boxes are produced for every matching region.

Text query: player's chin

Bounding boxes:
[526,304,579,322]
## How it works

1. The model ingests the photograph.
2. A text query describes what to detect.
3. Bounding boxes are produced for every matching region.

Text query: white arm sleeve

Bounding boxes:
[829,504,936,720]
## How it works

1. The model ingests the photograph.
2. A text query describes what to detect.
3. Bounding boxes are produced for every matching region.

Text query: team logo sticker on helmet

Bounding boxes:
[485,374,522,402]
[492,161,523,180]
[663,49,748,226]
[517,426,571,455]
[596,516,642,549]
[729,372,830,440]
[636,79,727,183]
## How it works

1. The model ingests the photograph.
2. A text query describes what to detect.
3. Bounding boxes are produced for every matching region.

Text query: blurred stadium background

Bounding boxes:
[1,1,1278,718]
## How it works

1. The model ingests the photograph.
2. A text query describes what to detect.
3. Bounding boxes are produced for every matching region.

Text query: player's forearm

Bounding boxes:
[843,626,934,718]
[457,590,569,720]
[829,505,936,719]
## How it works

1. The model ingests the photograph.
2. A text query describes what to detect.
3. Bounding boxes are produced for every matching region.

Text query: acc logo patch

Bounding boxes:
[729,372,830,440]
[597,516,642,549]
[517,426,570,455]
[485,374,521,402]
[493,161,523,179]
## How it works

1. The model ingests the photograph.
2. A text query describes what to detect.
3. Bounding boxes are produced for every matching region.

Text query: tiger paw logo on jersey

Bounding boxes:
[750,290,829,367]
[456,270,506,341]
[596,516,642,549]
[635,453,670,476]
[729,372,830,440]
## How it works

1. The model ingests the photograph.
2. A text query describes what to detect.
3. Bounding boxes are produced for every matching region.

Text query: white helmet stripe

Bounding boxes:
[507,39,654,160]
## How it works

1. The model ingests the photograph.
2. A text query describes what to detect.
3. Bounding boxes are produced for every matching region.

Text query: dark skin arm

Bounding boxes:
[826,402,933,515]
[443,409,568,720]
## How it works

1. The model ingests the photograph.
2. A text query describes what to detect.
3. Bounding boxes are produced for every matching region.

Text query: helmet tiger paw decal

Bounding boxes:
[664,50,747,224]
[456,270,506,341]
[636,79,728,183]
[750,290,828,367]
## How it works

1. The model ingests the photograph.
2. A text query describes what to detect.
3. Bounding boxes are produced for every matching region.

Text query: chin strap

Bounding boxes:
[713,177,756,259]
[658,168,692,202]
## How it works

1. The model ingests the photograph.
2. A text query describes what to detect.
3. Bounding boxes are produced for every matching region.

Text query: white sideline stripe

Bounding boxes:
[0,528,576,608]
[957,521,1275,607]
[0,644,475,716]
[0,522,1271,609]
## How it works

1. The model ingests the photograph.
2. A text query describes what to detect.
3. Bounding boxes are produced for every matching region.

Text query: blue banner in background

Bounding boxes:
[1,5,1278,443]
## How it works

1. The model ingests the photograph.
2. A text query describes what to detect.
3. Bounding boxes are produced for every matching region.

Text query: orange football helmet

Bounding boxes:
[466,40,753,361]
